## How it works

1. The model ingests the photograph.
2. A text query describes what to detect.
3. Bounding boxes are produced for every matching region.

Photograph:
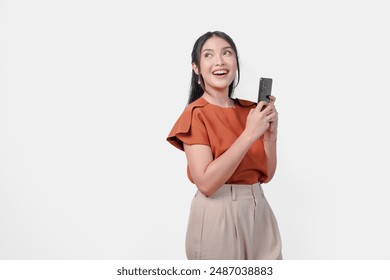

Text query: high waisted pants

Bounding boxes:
[185,183,282,260]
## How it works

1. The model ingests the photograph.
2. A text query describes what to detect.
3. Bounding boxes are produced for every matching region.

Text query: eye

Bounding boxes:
[223,50,232,56]
[204,52,213,58]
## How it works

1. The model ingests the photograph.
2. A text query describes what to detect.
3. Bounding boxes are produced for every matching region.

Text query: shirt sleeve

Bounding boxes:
[167,107,210,151]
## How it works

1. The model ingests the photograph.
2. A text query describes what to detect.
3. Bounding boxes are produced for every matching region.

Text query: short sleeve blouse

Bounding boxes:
[167,97,270,184]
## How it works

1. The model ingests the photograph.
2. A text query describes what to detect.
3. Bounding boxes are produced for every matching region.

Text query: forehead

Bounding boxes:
[202,36,232,51]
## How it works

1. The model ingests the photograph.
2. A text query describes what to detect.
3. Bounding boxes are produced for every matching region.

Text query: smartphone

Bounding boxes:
[258,77,272,103]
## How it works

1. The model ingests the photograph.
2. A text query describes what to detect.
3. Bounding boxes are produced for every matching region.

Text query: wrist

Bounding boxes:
[241,129,257,145]
[263,138,277,143]
[263,131,278,142]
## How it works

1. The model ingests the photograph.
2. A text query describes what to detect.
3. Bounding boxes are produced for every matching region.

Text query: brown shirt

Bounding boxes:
[167,97,270,184]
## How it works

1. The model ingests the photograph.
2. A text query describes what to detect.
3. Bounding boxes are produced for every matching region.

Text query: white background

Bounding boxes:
[1,0,389,260]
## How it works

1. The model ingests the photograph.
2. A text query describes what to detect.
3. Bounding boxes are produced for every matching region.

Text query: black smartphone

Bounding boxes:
[258,77,272,104]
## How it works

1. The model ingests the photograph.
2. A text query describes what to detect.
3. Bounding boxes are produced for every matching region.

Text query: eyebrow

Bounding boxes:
[202,46,233,53]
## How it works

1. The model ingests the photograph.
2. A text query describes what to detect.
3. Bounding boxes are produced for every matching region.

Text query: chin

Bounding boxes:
[214,81,234,89]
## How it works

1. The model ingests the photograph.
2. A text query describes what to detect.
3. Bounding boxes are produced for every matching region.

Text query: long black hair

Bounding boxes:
[188,31,240,104]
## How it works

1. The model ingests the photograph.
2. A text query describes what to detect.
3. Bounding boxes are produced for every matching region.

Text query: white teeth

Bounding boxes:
[213,70,228,75]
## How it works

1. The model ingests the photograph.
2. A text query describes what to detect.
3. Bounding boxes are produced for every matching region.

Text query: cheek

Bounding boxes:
[199,60,213,72]
[229,59,238,71]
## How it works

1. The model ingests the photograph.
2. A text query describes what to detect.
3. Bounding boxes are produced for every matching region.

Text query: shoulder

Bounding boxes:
[166,98,209,150]
[235,98,257,108]
[177,97,209,123]
[184,97,209,112]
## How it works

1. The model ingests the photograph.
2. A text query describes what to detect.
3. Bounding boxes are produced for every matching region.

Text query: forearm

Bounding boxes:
[262,134,277,183]
[195,132,254,196]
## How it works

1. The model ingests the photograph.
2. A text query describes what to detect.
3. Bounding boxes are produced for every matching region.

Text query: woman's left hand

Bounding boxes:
[263,96,278,141]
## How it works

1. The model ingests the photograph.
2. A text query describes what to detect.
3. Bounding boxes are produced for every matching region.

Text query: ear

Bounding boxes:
[192,63,200,75]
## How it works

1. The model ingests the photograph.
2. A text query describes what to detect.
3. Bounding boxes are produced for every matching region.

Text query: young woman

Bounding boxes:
[167,31,282,260]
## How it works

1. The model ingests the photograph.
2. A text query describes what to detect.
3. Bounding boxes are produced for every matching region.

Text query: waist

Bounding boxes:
[204,182,264,200]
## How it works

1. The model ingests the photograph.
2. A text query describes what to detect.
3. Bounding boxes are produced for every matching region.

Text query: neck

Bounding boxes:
[202,90,234,108]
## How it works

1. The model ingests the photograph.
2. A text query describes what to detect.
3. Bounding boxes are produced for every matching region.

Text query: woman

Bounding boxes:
[167,31,282,260]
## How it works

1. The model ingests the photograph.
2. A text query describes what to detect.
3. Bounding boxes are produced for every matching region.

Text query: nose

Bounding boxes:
[215,54,225,66]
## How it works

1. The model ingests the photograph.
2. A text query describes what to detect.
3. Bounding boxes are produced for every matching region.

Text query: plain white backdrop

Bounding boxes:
[1,0,389,259]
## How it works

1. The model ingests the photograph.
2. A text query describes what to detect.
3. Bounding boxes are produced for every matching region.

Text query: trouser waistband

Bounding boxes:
[207,182,264,201]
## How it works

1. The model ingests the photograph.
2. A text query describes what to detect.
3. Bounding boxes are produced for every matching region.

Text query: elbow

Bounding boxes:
[263,163,277,184]
[261,172,275,184]
[196,182,218,197]
[197,185,214,197]
[193,173,228,197]
[262,177,272,184]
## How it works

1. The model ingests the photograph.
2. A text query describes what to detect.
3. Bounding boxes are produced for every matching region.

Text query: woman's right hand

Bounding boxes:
[244,101,276,142]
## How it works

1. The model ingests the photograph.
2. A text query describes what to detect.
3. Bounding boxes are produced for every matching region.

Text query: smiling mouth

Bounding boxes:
[212,69,229,76]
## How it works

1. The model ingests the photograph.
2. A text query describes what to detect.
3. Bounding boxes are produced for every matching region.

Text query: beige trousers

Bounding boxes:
[185,183,282,260]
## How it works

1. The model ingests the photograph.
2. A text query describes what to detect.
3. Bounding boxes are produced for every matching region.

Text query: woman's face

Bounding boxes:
[194,36,237,94]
